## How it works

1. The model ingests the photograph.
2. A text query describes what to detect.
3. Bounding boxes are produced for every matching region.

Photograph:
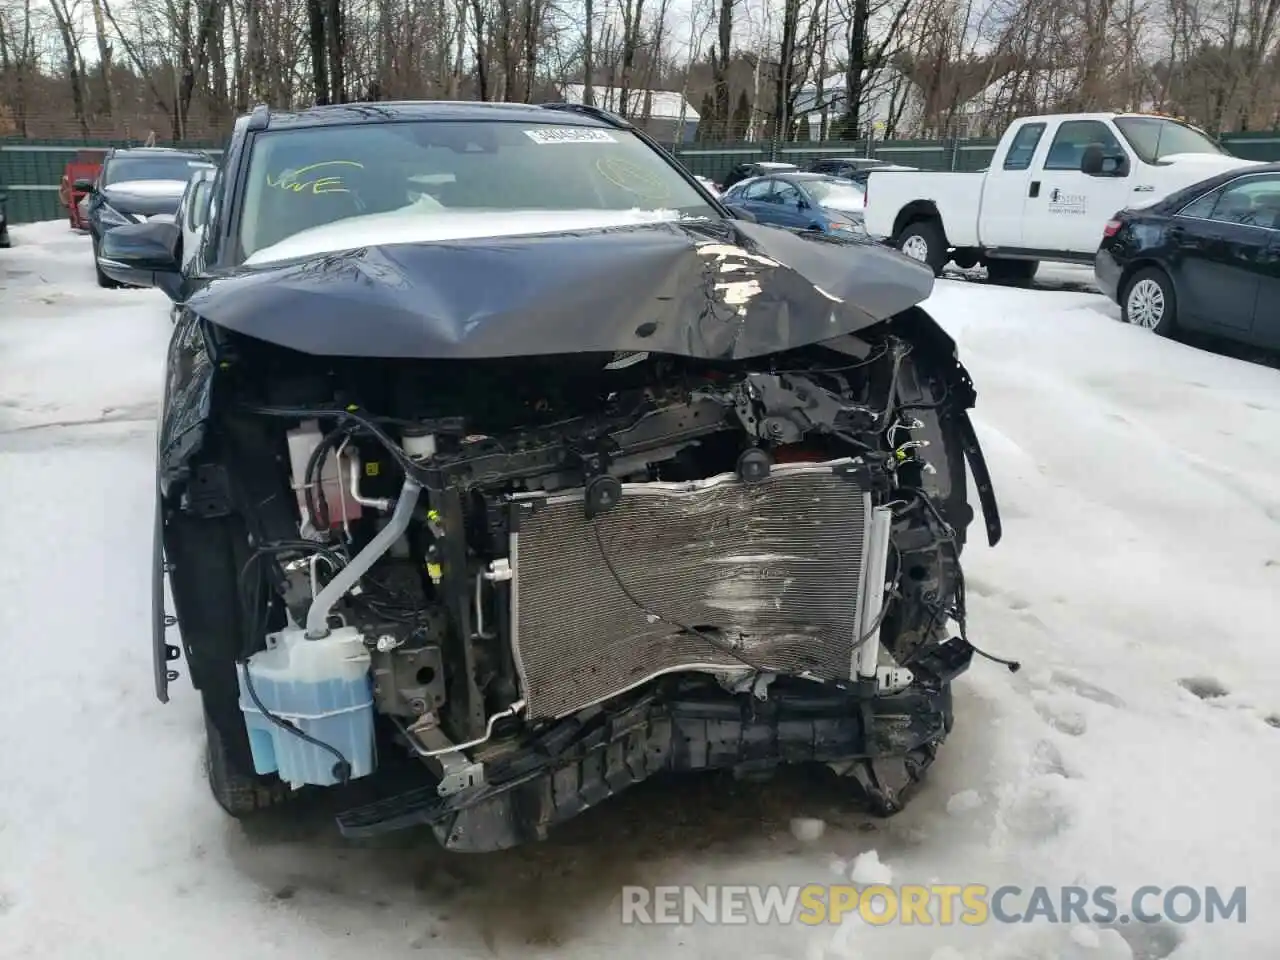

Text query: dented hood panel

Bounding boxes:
[186,219,933,361]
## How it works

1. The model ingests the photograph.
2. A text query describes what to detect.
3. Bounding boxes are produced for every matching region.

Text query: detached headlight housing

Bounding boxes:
[98,203,133,227]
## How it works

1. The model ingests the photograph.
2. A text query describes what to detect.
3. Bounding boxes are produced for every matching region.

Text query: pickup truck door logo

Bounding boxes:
[1048,188,1087,215]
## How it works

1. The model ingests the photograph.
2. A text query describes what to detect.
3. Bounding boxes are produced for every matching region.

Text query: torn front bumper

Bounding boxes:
[335,651,971,851]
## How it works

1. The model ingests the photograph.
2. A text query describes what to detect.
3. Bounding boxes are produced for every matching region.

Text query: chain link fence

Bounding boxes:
[0,111,228,142]
[4,121,1279,225]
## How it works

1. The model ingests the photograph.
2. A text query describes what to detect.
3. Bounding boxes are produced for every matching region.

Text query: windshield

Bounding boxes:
[1114,118,1225,163]
[103,156,212,185]
[804,178,866,210]
[237,120,718,263]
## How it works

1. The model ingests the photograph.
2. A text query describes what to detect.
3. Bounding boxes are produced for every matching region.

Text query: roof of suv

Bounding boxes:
[256,101,626,131]
[108,146,213,160]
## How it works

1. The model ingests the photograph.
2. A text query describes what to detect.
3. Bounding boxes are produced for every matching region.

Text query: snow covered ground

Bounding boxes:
[2,222,1278,960]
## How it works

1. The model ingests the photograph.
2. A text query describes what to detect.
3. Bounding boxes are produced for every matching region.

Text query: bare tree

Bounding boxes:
[835,0,911,138]
[47,0,89,135]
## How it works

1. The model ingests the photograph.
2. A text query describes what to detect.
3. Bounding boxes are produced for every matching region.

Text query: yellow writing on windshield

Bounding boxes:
[268,160,364,194]
[595,157,669,201]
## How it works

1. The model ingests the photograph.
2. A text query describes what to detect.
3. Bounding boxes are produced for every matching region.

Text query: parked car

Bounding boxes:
[720,160,799,190]
[82,146,217,287]
[863,112,1261,282]
[694,174,721,196]
[806,157,917,186]
[60,149,108,231]
[97,100,1001,853]
[1095,162,1280,350]
[720,172,867,235]
[0,178,9,248]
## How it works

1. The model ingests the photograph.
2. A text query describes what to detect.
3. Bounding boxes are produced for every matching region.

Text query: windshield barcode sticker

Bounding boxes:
[525,128,616,145]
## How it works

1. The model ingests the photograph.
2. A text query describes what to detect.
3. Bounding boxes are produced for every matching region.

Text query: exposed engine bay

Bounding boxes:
[160,304,1002,852]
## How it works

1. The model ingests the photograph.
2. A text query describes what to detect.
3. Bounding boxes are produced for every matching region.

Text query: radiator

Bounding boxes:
[508,458,874,719]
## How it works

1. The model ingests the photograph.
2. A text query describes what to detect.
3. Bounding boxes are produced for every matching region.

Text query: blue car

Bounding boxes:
[719,172,866,235]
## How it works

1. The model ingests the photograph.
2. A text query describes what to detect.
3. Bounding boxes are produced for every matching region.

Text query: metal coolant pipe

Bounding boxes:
[305,477,423,638]
[855,505,894,679]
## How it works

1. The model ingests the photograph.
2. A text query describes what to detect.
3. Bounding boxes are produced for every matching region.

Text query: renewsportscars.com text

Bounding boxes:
[620,884,1247,926]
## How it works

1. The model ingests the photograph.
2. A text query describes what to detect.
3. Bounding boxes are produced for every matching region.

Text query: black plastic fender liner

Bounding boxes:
[883,306,1000,548]
[957,410,1002,547]
[152,482,180,703]
[334,683,958,850]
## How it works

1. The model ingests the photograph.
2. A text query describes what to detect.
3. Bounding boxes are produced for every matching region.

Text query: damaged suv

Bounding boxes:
[101,101,1003,852]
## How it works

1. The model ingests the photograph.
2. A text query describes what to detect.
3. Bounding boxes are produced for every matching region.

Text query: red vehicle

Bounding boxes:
[60,150,107,230]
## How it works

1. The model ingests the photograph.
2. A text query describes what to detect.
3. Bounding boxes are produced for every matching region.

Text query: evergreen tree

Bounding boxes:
[730,90,751,140]
[694,92,717,142]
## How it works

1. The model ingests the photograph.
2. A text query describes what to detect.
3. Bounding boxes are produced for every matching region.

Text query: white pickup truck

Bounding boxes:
[863,112,1260,281]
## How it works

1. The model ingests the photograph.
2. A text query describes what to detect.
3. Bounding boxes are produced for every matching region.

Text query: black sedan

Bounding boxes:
[719,160,799,191]
[805,157,917,186]
[1095,162,1280,349]
[0,177,10,248]
[81,146,216,287]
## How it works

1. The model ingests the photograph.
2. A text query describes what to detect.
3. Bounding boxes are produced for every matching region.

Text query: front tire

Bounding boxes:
[1121,266,1176,336]
[893,219,948,276]
[92,237,118,289]
[205,708,295,818]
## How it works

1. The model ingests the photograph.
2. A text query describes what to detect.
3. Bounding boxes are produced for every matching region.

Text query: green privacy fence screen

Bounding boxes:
[4,130,1280,226]
[0,139,224,225]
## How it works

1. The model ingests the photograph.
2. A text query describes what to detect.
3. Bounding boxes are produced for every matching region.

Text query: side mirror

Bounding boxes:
[1080,145,1104,175]
[1082,145,1128,177]
[796,196,810,209]
[188,179,213,229]
[73,178,96,192]
[98,220,183,299]
[725,203,757,222]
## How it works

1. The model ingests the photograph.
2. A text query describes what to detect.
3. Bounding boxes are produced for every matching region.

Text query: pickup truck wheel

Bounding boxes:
[894,220,947,276]
[1122,267,1176,336]
[985,258,1039,286]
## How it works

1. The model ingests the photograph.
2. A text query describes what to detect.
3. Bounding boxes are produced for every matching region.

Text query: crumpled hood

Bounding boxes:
[187,217,934,361]
[101,179,187,217]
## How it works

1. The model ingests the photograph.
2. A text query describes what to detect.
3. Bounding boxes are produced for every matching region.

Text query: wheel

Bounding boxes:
[985,257,1039,286]
[1121,266,1176,336]
[92,237,118,289]
[893,219,948,276]
[204,707,295,818]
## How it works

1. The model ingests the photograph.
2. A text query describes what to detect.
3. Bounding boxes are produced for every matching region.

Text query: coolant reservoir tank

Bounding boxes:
[236,625,376,789]
[285,420,363,529]
[401,426,436,459]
